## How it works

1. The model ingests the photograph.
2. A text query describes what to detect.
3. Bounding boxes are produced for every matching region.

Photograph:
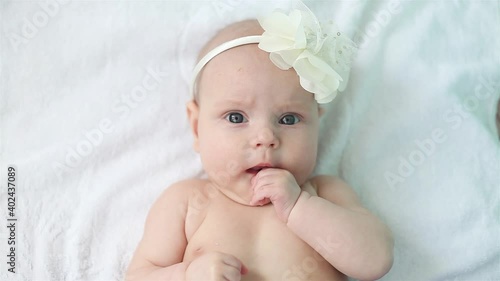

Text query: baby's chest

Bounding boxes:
[183,202,340,280]
[184,203,298,259]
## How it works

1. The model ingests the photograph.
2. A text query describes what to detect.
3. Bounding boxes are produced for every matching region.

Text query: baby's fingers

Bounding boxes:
[250,196,271,206]
[249,187,272,206]
[222,254,248,280]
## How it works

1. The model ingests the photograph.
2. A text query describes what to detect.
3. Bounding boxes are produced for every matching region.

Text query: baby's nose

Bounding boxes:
[250,127,279,149]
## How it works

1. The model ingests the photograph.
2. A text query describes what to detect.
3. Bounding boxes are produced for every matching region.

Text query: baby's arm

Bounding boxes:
[125,181,190,281]
[287,176,394,281]
[126,180,247,281]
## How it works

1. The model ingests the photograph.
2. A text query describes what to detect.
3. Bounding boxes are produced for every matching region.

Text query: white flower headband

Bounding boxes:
[191,0,357,104]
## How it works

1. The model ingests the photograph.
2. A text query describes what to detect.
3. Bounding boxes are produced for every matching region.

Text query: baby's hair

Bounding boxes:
[194,19,263,103]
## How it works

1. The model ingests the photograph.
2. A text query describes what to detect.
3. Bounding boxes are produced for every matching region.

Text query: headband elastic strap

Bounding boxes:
[191,35,262,98]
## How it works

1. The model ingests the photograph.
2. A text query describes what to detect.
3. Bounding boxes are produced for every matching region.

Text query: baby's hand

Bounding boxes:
[249,168,301,222]
[185,251,248,281]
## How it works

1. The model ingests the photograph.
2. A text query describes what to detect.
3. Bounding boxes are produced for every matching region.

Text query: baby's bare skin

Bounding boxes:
[126,173,392,280]
[126,19,394,281]
[182,179,345,280]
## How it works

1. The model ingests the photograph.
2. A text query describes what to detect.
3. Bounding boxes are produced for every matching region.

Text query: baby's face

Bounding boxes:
[188,44,321,205]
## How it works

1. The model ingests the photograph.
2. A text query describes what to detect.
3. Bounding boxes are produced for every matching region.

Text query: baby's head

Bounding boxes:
[186,10,355,204]
[186,19,321,204]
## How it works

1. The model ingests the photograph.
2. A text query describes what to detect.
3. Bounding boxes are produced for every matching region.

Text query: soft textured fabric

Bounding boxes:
[1,1,499,280]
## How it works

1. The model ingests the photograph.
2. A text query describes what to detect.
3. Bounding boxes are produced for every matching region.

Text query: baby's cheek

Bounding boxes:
[292,161,316,186]
[199,139,225,170]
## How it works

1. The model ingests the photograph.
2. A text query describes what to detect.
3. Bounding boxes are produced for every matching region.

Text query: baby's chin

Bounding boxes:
[216,186,273,207]
[230,194,258,207]
[212,184,253,204]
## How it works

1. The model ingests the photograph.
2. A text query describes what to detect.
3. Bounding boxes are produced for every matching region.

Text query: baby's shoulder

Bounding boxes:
[309,174,346,189]
[159,178,214,203]
[308,175,342,192]
[154,178,209,204]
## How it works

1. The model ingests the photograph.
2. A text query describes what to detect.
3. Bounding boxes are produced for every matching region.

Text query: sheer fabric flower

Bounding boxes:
[258,3,356,103]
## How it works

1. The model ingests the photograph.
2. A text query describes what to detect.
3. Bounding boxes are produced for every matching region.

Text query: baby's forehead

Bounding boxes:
[197,19,263,62]
[194,20,265,103]
[201,65,314,108]
[200,49,304,96]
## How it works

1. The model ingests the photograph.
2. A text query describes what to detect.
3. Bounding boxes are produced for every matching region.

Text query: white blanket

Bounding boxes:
[1,0,499,280]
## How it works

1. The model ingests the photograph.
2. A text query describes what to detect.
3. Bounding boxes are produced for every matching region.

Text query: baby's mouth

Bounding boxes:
[245,164,272,175]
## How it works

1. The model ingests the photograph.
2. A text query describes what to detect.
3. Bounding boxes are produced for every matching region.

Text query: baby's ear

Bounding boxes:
[186,100,200,152]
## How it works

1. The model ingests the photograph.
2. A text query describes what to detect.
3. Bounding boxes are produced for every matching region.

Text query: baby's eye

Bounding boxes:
[279,114,300,125]
[225,112,247,123]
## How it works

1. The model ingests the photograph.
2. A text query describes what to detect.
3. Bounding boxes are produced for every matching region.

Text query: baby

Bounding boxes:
[126,3,393,281]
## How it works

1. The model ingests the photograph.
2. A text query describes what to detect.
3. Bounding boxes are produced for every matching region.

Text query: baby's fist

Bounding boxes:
[250,168,301,222]
[185,251,248,281]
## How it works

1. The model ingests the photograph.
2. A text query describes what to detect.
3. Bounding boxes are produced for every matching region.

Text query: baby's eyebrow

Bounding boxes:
[214,97,254,108]
[280,100,311,111]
